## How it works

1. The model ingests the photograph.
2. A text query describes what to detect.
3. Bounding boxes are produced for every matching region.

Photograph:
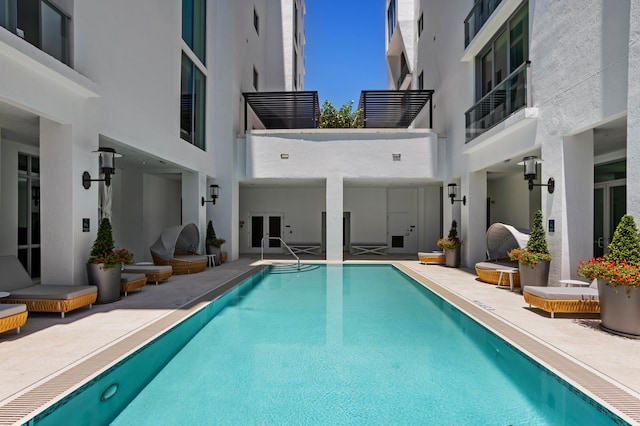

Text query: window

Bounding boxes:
[17,153,40,278]
[387,0,396,42]
[254,7,259,34]
[294,2,298,44]
[417,13,423,38]
[182,0,206,63]
[418,71,424,90]
[294,50,298,90]
[476,5,528,99]
[180,53,206,149]
[253,66,259,90]
[0,0,69,65]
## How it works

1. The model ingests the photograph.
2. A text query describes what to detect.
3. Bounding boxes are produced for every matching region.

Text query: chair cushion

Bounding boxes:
[121,273,146,283]
[9,285,97,300]
[122,265,173,274]
[475,261,519,271]
[173,255,207,262]
[523,286,599,300]
[0,304,27,319]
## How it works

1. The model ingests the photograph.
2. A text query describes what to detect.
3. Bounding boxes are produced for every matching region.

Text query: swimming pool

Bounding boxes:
[30,264,627,425]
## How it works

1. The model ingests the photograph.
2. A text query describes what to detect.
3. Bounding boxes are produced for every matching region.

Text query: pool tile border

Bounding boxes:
[396,263,640,425]
[0,267,264,426]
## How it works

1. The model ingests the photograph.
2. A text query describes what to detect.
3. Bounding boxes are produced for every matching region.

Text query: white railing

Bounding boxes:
[261,237,300,270]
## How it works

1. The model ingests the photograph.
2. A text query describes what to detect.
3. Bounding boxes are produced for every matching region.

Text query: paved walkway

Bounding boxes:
[0,257,639,424]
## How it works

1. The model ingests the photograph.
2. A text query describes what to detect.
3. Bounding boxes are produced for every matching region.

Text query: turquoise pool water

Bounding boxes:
[99,264,621,425]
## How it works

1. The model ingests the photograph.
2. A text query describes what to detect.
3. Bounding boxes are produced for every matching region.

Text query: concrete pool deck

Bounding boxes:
[0,257,639,424]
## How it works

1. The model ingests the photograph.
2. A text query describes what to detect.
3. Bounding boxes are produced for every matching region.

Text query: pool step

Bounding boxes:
[268,264,319,274]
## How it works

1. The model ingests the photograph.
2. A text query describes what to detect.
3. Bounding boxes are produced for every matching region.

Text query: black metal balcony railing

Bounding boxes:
[465,62,529,143]
[464,0,503,47]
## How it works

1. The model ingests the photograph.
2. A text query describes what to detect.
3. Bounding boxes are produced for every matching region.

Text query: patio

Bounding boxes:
[0,257,639,424]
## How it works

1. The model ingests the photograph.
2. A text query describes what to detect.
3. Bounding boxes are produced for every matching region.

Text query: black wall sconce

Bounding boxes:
[201,184,220,206]
[82,147,120,189]
[447,183,466,205]
[522,156,554,193]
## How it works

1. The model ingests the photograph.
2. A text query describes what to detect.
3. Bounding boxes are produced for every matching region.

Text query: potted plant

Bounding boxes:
[87,218,134,303]
[437,220,462,267]
[508,210,551,287]
[205,220,226,265]
[578,214,640,337]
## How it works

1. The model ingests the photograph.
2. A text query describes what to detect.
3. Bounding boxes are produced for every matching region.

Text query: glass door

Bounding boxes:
[594,180,626,257]
[249,213,283,253]
[17,154,40,278]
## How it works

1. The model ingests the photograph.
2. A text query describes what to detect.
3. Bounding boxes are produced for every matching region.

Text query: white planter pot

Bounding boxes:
[598,280,640,338]
[87,263,121,304]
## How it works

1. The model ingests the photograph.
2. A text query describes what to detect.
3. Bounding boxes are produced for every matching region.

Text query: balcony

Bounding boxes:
[464,0,503,47]
[465,62,528,142]
[0,0,70,65]
[243,90,434,130]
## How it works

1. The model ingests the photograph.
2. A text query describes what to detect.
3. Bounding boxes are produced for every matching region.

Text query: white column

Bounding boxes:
[40,117,96,285]
[628,0,640,217]
[462,171,487,268]
[182,171,207,253]
[325,176,344,262]
[560,132,594,281]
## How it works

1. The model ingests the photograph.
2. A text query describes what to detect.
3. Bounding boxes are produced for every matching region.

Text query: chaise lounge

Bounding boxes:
[150,223,208,274]
[121,264,173,285]
[0,304,28,334]
[475,223,529,287]
[523,281,600,318]
[0,255,97,318]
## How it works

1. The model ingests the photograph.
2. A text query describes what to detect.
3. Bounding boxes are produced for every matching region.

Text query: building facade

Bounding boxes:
[387,0,638,281]
[0,0,306,283]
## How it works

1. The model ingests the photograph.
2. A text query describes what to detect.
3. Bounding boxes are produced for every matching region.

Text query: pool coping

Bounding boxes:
[395,263,640,425]
[0,261,639,425]
[0,266,266,426]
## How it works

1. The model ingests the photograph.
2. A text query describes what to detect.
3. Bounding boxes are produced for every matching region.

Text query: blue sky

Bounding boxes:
[304,0,388,109]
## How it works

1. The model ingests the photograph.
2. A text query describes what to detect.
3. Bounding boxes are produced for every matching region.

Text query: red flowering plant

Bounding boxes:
[88,218,134,269]
[577,214,640,288]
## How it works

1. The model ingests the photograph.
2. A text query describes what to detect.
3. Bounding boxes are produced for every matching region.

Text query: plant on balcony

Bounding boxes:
[319,100,364,128]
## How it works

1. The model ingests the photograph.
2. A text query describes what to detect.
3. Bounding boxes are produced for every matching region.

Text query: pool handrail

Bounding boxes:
[261,237,300,270]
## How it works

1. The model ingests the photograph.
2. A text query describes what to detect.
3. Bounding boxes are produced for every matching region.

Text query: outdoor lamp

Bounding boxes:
[82,147,121,189]
[447,183,466,205]
[201,184,220,206]
[522,156,555,193]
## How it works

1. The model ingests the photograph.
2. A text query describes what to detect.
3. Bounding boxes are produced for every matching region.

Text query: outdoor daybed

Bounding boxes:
[523,282,600,318]
[0,304,28,334]
[475,223,529,286]
[121,264,173,284]
[0,255,97,318]
[418,252,445,264]
[150,223,207,274]
[120,273,147,297]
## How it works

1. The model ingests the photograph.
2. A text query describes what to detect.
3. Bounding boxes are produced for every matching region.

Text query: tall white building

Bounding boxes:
[0,0,306,283]
[387,0,640,282]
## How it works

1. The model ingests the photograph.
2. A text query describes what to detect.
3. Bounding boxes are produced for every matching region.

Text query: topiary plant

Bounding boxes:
[90,218,114,259]
[526,210,550,255]
[605,214,640,265]
[508,210,551,267]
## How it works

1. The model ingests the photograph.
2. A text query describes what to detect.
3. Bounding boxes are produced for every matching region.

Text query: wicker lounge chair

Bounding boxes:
[418,252,445,264]
[523,281,600,318]
[120,273,147,296]
[0,255,97,318]
[121,264,173,284]
[0,304,28,334]
[150,223,207,274]
[475,223,529,286]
